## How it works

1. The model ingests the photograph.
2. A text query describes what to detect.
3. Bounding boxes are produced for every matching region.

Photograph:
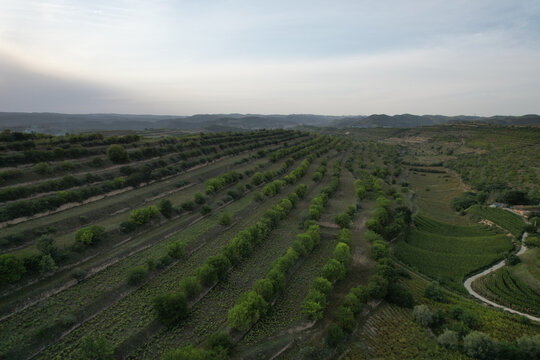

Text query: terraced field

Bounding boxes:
[393,215,513,292]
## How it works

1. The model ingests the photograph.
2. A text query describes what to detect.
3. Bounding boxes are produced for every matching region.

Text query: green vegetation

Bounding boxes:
[394,215,512,291]
[467,205,527,237]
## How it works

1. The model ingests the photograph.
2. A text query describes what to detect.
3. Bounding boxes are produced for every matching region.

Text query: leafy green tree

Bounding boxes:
[194,192,206,205]
[310,277,333,297]
[153,291,189,325]
[206,332,234,355]
[74,225,105,246]
[77,335,114,360]
[370,240,389,260]
[386,283,414,308]
[253,278,275,302]
[106,144,128,163]
[321,259,346,283]
[334,212,351,229]
[127,266,147,285]
[200,204,212,215]
[333,242,351,267]
[33,162,52,175]
[197,263,218,286]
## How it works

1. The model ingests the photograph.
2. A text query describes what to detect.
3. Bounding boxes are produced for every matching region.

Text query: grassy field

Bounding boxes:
[467,205,527,237]
[393,215,513,292]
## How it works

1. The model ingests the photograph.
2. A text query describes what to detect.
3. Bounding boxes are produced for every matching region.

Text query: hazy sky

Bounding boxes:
[1,0,539,115]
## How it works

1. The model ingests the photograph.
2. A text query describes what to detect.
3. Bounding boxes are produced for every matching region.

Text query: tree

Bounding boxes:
[424,281,446,302]
[253,278,275,302]
[438,329,459,350]
[413,305,432,327]
[77,335,114,360]
[153,291,189,325]
[334,213,351,229]
[367,274,388,299]
[159,199,174,218]
[326,323,344,347]
[463,331,497,360]
[106,144,128,163]
[200,204,212,215]
[333,242,351,267]
[321,259,346,283]
[370,240,389,260]
[310,277,333,297]
[127,266,147,285]
[0,254,26,285]
[197,263,218,286]
[386,283,414,308]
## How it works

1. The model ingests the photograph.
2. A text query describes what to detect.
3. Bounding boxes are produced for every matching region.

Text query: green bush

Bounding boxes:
[179,276,202,300]
[424,281,446,302]
[200,204,212,215]
[74,225,105,246]
[463,331,497,360]
[218,212,232,226]
[412,305,432,327]
[334,212,351,229]
[127,266,147,286]
[106,144,128,163]
[438,329,459,350]
[367,274,388,299]
[386,283,414,308]
[167,240,185,259]
[153,291,189,325]
[321,258,346,283]
[326,323,344,347]
[194,192,206,204]
[335,305,355,332]
[77,335,114,360]
[159,199,174,218]
[129,206,159,225]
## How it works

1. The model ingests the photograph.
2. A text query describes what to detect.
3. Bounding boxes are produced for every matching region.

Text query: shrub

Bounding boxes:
[364,230,384,243]
[129,206,159,225]
[127,266,147,286]
[106,144,128,163]
[39,254,57,273]
[333,242,351,267]
[412,305,432,327]
[438,329,459,350]
[159,199,174,218]
[334,212,351,229]
[253,278,275,302]
[36,235,58,258]
[218,212,232,226]
[197,263,218,286]
[505,253,521,266]
[179,276,202,300]
[463,331,497,360]
[253,192,264,202]
[76,225,105,246]
[326,323,344,347]
[167,240,185,259]
[370,240,389,260]
[200,204,212,215]
[153,291,189,325]
[337,228,352,245]
[342,293,363,315]
[181,201,195,211]
[156,255,173,269]
[335,305,355,332]
[424,281,446,302]
[367,274,388,299]
[77,335,114,360]
[386,283,414,308]
[194,192,206,204]
[33,162,52,175]
[120,220,137,233]
[206,332,234,355]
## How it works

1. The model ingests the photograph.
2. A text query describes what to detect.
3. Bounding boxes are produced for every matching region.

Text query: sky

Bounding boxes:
[1,0,539,116]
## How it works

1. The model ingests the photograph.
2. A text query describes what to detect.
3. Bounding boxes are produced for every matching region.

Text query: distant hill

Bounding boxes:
[0,112,539,134]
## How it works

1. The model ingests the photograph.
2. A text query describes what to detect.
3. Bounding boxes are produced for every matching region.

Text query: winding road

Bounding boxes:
[463,232,540,322]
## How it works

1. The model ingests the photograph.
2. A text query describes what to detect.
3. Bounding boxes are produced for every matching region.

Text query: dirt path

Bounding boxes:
[463,232,540,322]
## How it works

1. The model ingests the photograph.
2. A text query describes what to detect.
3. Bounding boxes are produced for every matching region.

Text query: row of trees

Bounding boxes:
[308,162,341,220]
[301,228,352,320]
[152,185,308,325]
[228,224,322,330]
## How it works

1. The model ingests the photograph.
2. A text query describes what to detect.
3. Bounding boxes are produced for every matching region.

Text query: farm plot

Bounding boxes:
[467,205,526,237]
[34,154,339,359]
[472,267,540,317]
[393,215,513,292]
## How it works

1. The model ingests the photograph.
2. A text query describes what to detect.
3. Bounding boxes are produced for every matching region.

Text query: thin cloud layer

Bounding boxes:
[1,0,539,115]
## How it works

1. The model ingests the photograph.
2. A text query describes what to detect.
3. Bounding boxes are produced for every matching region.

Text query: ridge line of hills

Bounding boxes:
[0,112,539,134]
